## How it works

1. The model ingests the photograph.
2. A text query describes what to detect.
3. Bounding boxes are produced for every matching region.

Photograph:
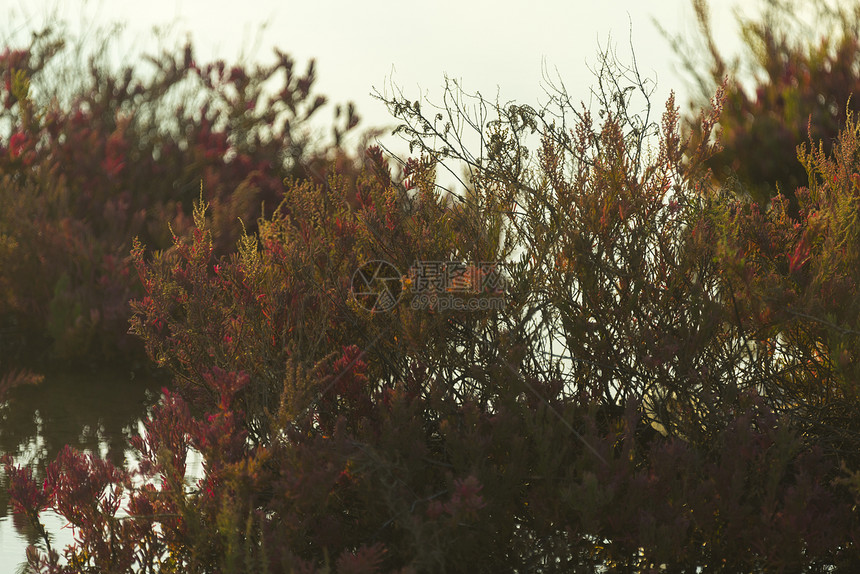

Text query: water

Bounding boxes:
[0,369,189,570]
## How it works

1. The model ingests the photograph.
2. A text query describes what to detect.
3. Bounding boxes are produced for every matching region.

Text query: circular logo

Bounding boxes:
[350,260,402,312]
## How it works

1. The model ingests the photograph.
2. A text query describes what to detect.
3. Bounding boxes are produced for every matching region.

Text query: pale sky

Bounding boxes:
[3,0,748,154]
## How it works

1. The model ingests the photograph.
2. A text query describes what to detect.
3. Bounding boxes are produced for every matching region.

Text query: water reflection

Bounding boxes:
[0,370,163,568]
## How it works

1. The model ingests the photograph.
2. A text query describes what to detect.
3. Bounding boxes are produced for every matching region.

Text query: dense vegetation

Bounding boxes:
[0,23,360,368]
[4,1,860,571]
[671,0,860,209]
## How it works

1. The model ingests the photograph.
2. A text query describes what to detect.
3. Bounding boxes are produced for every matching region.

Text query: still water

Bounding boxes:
[0,370,197,570]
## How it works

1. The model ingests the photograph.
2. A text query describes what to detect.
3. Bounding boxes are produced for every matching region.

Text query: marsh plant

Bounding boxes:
[5,6,860,573]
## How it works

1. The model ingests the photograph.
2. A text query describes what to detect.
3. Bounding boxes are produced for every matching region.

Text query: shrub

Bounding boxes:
[6,47,860,572]
[713,109,860,470]
[671,0,860,209]
[0,24,360,364]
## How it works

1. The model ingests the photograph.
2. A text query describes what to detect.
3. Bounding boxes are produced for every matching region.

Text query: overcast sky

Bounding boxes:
[4,0,749,154]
